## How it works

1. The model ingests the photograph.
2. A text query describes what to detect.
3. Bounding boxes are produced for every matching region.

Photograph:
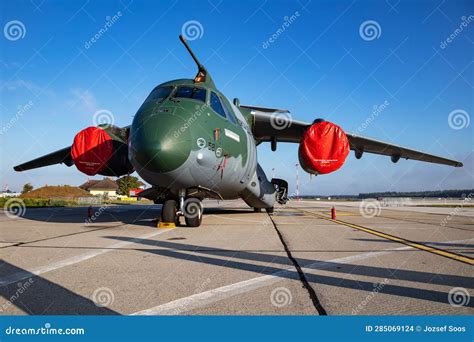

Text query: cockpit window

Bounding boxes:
[146,86,173,103]
[220,97,237,125]
[210,92,226,118]
[173,86,207,102]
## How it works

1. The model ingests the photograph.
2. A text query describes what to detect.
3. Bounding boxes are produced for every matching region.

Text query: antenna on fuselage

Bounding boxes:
[179,35,215,88]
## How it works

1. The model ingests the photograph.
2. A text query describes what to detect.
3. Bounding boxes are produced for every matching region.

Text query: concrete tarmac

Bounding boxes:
[0,199,473,315]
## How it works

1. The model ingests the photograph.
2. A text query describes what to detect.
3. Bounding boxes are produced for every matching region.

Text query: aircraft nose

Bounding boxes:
[130,112,191,173]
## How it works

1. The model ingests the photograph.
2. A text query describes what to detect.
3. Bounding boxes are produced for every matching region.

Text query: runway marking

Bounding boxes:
[0,229,169,287]
[306,206,474,232]
[131,237,474,315]
[298,209,474,266]
[297,202,474,218]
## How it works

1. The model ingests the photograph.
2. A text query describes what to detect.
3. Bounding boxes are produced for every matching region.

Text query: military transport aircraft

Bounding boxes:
[14,35,463,227]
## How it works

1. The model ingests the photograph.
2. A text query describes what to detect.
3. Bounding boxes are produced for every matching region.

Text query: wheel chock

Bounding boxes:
[158,221,176,229]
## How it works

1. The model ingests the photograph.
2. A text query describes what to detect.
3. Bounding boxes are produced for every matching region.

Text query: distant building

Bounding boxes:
[129,188,143,197]
[0,192,21,198]
[79,178,118,198]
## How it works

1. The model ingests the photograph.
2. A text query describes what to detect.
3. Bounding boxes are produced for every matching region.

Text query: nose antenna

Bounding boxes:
[179,35,215,88]
[179,35,203,69]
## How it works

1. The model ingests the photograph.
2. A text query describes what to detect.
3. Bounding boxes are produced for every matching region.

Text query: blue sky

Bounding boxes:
[1,0,473,194]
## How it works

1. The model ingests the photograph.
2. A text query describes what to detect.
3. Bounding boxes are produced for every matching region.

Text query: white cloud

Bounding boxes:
[66,88,99,113]
[1,79,40,92]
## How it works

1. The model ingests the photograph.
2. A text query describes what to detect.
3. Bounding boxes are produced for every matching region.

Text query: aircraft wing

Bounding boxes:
[346,134,463,167]
[13,125,131,172]
[13,146,73,171]
[244,107,463,168]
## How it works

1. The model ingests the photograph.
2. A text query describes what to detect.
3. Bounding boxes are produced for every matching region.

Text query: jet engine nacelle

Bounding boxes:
[71,125,134,176]
[298,121,350,175]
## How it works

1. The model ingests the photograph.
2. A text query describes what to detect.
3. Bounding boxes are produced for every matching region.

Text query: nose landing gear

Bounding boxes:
[182,198,203,227]
[160,197,203,227]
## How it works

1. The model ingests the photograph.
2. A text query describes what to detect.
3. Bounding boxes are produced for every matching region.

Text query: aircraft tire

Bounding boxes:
[161,199,177,223]
[184,199,203,227]
[254,208,262,213]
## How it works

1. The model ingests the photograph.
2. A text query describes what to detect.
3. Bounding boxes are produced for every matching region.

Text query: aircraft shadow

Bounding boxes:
[15,205,257,227]
[0,261,119,315]
[105,236,474,309]
[2,236,473,315]
[15,205,161,227]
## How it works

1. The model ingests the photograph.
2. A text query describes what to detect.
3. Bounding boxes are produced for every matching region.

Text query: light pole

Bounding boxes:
[295,163,299,200]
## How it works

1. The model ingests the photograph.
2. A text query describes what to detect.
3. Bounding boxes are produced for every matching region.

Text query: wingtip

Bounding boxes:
[456,162,463,167]
[13,166,22,172]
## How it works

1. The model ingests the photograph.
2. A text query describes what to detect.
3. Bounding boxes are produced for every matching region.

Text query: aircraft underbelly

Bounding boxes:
[137,149,250,198]
[239,163,276,208]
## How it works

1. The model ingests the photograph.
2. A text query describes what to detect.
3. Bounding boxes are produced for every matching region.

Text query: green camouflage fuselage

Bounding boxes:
[129,79,269,204]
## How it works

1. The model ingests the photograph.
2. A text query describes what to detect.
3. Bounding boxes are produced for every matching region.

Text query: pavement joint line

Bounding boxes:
[0,229,169,287]
[268,213,327,315]
[295,208,474,266]
[131,237,474,315]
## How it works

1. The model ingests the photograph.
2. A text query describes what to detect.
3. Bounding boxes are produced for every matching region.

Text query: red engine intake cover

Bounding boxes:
[298,121,349,174]
[71,126,113,176]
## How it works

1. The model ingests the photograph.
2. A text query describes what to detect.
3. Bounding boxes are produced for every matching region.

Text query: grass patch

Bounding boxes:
[1,197,80,208]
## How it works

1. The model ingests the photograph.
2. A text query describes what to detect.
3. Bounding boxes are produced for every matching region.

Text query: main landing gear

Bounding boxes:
[271,178,289,205]
[160,197,203,227]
